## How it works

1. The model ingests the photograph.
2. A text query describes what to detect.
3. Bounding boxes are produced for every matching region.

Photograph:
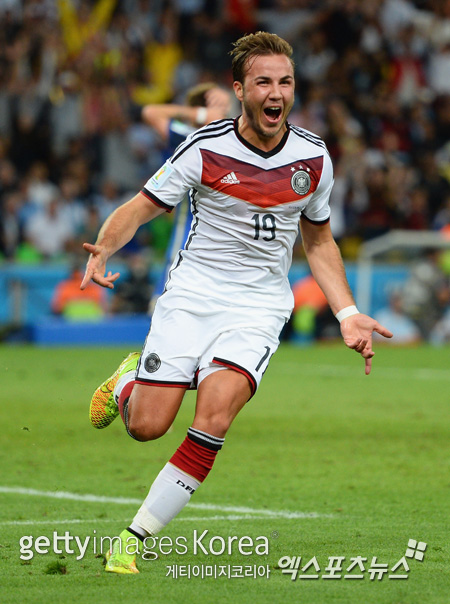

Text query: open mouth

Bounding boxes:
[263,107,282,122]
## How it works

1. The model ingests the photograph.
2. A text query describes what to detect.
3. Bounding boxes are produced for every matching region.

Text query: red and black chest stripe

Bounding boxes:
[200,149,324,208]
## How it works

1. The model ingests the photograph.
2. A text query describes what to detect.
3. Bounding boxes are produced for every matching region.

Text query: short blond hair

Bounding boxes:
[185,82,217,107]
[230,31,294,83]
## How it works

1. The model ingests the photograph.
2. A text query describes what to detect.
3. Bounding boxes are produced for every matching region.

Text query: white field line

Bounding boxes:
[0,513,330,527]
[0,486,331,522]
[278,362,450,381]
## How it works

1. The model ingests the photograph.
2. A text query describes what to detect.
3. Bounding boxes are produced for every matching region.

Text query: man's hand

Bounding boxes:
[340,313,393,375]
[80,242,120,290]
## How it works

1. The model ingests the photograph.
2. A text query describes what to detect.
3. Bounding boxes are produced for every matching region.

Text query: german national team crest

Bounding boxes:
[144,353,161,373]
[291,170,311,196]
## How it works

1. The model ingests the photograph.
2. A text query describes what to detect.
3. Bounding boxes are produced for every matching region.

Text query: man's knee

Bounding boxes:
[193,411,234,439]
[126,384,184,441]
[126,410,169,442]
[126,399,170,442]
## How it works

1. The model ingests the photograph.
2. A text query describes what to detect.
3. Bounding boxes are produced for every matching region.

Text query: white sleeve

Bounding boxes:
[302,152,333,224]
[142,142,202,212]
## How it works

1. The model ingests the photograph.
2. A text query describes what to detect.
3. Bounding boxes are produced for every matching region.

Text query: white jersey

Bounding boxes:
[142,118,333,318]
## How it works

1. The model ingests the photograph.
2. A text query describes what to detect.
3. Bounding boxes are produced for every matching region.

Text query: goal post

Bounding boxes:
[355,230,450,315]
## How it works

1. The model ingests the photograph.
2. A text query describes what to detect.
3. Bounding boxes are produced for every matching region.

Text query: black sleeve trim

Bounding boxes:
[141,188,174,213]
[300,214,330,226]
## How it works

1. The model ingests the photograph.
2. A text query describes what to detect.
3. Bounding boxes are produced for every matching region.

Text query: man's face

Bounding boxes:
[234,54,295,145]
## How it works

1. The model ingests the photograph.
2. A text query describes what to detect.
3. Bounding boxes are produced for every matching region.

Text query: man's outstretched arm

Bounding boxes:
[300,218,393,374]
[80,192,165,290]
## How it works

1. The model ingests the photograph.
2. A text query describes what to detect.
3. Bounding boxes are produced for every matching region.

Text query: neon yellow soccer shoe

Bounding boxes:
[105,529,140,574]
[89,352,140,429]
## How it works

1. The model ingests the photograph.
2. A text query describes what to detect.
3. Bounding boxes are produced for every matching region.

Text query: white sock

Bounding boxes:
[130,463,200,537]
[114,370,136,406]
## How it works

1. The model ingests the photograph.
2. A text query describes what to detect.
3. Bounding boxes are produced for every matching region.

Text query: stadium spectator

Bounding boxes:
[373,288,422,345]
[93,180,127,223]
[59,175,88,236]
[110,252,153,315]
[1,0,450,268]
[430,306,450,344]
[57,0,118,59]
[402,249,450,339]
[24,197,76,259]
[0,191,22,259]
[433,194,450,231]
[25,161,59,209]
[52,261,107,320]
[290,274,337,343]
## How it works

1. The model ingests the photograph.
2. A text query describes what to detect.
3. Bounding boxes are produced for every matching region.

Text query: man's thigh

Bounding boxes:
[128,383,187,439]
[192,369,251,437]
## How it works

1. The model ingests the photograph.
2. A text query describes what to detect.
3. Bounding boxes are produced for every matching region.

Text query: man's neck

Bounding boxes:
[237,116,288,152]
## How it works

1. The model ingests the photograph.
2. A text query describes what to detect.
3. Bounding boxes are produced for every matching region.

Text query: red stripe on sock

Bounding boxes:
[169,436,219,482]
[118,380,136,423]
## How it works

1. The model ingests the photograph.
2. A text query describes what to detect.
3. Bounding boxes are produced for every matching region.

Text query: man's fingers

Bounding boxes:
[347,337,368,352]
[105,271,120,285]
[91,272,119,289]
[83,242,97,254]
[355,339,368,353]
[80,269,93,290]
[342,316,389,375]
[373,323,393,339]
[80,243,118,289]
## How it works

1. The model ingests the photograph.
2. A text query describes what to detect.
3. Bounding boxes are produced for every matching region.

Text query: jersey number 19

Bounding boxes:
[252,214,276,241]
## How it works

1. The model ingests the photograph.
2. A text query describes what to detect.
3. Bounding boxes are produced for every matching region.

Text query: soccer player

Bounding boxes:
[81,32,393,574]
[141,83,233,310]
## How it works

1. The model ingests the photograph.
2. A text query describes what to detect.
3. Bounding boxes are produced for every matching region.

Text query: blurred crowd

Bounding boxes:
[1,0,450,264]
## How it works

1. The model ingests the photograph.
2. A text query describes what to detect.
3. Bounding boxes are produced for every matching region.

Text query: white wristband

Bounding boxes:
[195,107,207,125]
[335,305,360,323]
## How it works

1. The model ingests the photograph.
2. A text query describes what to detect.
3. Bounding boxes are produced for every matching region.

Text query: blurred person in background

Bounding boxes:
[374,287,422,345]
[110,252,153,315]
[25,197,76,260]
[402,248,450,339]
[290,273,337,344]
[0,191,22,259]
[141,81,233,309]
[52,261,107,320]
[2,0,450,265]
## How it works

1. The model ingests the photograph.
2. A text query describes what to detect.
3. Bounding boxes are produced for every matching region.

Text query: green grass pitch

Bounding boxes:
[0,343,449,603]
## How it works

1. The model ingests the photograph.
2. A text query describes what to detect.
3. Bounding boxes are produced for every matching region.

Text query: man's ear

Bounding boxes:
[233,81,243,102]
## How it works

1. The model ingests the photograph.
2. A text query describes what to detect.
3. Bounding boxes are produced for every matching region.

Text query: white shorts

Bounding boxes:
[136,290,285,397]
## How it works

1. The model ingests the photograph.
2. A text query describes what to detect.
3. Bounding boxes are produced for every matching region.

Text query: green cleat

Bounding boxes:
[105,529,140,574]
[89,352,140,429]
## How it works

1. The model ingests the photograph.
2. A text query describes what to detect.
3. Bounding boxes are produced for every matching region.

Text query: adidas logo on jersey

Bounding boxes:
[220,172,240,184]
